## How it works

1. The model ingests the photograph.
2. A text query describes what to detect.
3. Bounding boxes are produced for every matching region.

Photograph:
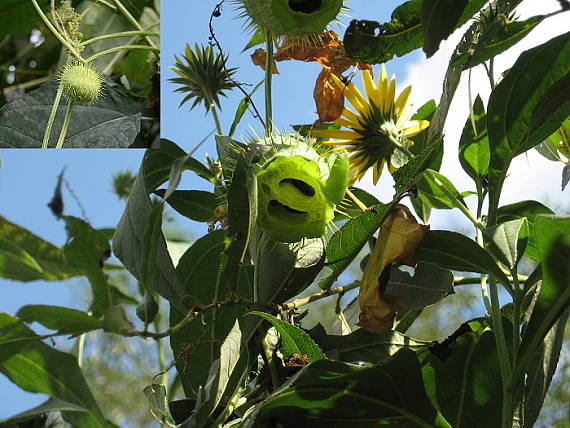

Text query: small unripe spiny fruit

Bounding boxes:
[60,63,103,103]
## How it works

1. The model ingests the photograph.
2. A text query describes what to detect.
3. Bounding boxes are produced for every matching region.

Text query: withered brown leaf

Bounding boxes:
[358,205,429,334]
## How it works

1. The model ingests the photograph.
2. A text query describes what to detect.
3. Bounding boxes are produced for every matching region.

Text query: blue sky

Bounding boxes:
[1,0,569,422]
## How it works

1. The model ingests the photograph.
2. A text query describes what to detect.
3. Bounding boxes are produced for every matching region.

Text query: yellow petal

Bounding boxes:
[341,107,362,125]
[330,73,367,113]
[362,69,376,99]
[402,120,430,138]
[395,86,412,115]
[386,74,396,114]
[378,65,388,113]
[336,117,364,130]
[322,140,354,146]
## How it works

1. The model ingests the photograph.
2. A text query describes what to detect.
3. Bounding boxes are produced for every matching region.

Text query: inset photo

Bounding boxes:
[0,0,160,148]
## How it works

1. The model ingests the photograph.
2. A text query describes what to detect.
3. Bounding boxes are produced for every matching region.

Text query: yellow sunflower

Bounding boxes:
[310,65,430,184]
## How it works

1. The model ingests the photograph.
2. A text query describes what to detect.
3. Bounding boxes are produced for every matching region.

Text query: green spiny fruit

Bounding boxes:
[59,63,103,103]
[236,0,343,36]
[255,134,348,242]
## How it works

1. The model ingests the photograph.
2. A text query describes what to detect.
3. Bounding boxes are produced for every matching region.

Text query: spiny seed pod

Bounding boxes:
[255,134,348,243]
[59,63,103,103]
[237,0,343,36]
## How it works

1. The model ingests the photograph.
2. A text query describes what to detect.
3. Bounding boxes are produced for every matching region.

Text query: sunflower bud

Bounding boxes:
[256,134,348,242]
[238,0,343,36]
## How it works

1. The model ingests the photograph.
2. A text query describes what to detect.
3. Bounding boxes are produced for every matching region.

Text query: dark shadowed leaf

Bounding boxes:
[483,218,528,270]
[0,397,88,425]
[242,349,450,427]
[0,81,143,148]
[385,262,454,310]
[0,313,108,428]
[155,190,218,222]
[422,0,468,57]
[562,163,570,191]
[0,0,39,38]
[16,305,102,335]
[393,141,443,194]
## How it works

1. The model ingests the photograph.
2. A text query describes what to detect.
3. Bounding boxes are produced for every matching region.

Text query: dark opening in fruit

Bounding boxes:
[288,0,322,14]
[268,199,308,224]
[279,178,316,196]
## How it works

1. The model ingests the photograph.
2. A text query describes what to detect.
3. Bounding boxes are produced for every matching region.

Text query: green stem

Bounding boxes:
[261,333,280,389]
[264,30,273,136]
[80,30,160,46]
[30,0,86,64]
[42,84,64,148]
[210,104,223,135]
[85,44,160,63]
[154,318,167,386]
[92,0,118,11]
[4,76,51,92]
[112,0,158,51]
[55,98,75,148]
[511,270,521,381]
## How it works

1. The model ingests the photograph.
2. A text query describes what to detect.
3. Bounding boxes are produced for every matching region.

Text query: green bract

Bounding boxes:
[256,135,348,243]
[59,63,103,103]
[240,0,343,36]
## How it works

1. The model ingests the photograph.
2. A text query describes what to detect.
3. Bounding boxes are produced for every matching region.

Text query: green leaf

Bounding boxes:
[393,140,443,194]
[155,190,218,222]
[118,49,157,98]
[253,232,324,303]
[0,0,39,38]
[242,26,266,51]
[385,262,454,310]
[249,312,325,362]
[458,95,490,183]
[63,216,112,318]
[144,139,184,191]
[163,146,216,199]
[487,31,570,193]
[169,231,253,397]
[215,135,248,181]
[16,305,102,335]
[523,308,569,428]
[140,202,164,292]
[417,230,511,286]
[242,349,450,428]
[0,81,143,148]
[325,204,390,274]
[409,100,438,156]
[416,169,466,210]
[143,384,176,427]
[562,163,570,191]
[497,200,554,261]
[315,327,431,364]
[0,215,77,282]
[113,165,186,312]
[511,215,570,391]
[344,0,485,64]
[0,313,108,428]
[422,0,469,57]
[453,15,545,69]
[0,397,88,425]
[483,218,528,270]
[418,320,502,427]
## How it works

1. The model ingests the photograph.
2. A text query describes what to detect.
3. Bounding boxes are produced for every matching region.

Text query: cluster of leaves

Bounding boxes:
[1,0,570,427]
[0,0,160,148]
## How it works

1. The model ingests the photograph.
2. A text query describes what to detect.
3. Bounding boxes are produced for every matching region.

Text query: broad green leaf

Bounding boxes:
[315,327,431,364]
[334,186,381,221]
[169,231,253,397]
[487,32,570,193]
[325,204,390,274]
[418,320,502,427]
[483,218,528,270]
[63,216,112,318]
[453,15,545,68]
[422,0,469,57]
[393,141,443,194]
[409,100,439,157]
[140,202,164,292]
[16,305,102,335]
[385,262,454,310]
[242,349,450,428]
[0,397,88,425]
[344,0,485,63]
[155,190,218,222]
[416,169,467,210]
[215,135,248,181]
[417,230,511,286]
[0,0,39,38]
[182,320,250,428]
[512,216,570,391]
[163,145,216,199]
[113,166,186,312]
[118,49,157,98]
[249,312,325,362]
[0,81,142,148]
[458,95,490,183]
[253,231,324,303]
[497,200,554,261]
[523,308,569,428]
[0,313,108,428]
[0,216,77,281]
[143,384,176,427]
